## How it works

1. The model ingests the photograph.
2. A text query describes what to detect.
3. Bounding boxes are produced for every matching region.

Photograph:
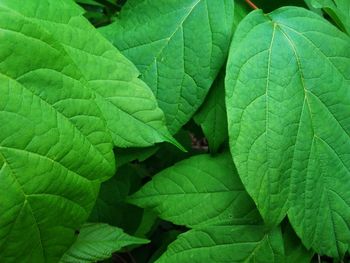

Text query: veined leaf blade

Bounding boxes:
[226,7,350,257]
[100,0,235,133]
[156,225,285,263]
[0,6,114,261]
[60,223,149,263]
[1,0,177,148]
[129,153,259,227]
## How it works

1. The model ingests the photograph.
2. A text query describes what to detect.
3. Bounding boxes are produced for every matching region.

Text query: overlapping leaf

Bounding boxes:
[283,224,314,263]
[129,153,259,227]
[0,5,114,262]
[89,164,145,233]
[156,225,284,263]
[60,223,148,263]
[130,153,286,262]
[311,0,350,34]
[226,7,350,257]
[1,0,177,148]
[100,0,235,133]
[0,0,177,261]
[194,71,228,153]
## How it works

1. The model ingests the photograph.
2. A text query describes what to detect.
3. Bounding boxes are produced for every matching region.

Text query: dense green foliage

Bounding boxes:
[0,0,349,262]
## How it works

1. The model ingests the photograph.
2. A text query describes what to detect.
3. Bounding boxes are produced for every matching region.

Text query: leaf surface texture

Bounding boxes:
[60,223,148,263]
[100,0,235,133]
[1,0,176,148]
[226,7,350,257]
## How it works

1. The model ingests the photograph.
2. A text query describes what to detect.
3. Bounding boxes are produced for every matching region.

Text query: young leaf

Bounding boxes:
[310,0,350,34]
[226,7,350,257]
[100,0,235,133]
[156,225,285,263]
[1,0,177,148]
[60,223,149,263]
[129,153,260,227]
[0,5,115,262]
[194,70,228,153]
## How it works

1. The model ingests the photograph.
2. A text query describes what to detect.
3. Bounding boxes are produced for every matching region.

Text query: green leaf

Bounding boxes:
[89,165,144,233]
[226,7,350,257]
[131,153,285,262]
[0,4,115,262]
[115,146,159,168]
[234,0,251,28]
[100,0,235,133]
[303,0,323,15]
[156,225,285,263]
[310,0,350,34]
[192,2,249,154]
[283,223,314,263]
[148,230,182,263]
[194,70,228,153]
[129,153,260,227]
[133,210,159,238]
[60,223,149,263]
[1,0,177,148]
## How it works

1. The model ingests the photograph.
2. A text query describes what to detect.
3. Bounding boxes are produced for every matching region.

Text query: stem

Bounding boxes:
[245,0,259,10]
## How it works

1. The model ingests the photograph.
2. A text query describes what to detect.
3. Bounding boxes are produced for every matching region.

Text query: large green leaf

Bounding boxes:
[1,0,177,148]
[194,70,228,153]
[226,7,350,257]
[192,1,250,154]
[130,153,286,262]
[0,4,115,262]
[100,0,235,133]
[0,0,175,261]
[60,223,149,263]
[129,153,260,227]
[156,225,285,263]
[310,0,350,34]
[234,0,251,28]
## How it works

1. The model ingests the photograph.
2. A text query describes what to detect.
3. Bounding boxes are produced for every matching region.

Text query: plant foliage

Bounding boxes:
[0,0,349,262]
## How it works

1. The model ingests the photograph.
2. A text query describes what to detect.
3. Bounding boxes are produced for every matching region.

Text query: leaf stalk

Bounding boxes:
[245,0,259,10]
